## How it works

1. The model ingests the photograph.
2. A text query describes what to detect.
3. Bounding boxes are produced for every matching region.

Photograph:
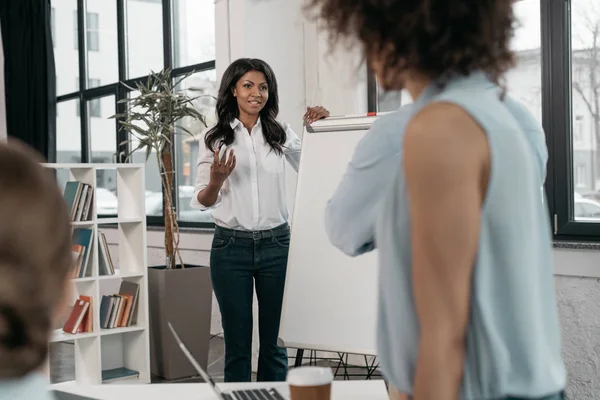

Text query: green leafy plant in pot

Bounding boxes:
[112,68,207,269]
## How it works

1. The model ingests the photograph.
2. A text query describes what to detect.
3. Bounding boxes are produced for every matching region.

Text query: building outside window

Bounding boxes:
[55,0,216,226]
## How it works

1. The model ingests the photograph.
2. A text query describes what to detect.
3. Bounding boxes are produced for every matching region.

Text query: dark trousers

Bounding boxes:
[210,223,290,383]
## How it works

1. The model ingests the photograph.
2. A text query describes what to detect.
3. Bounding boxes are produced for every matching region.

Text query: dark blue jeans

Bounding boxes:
[210,223,290,383]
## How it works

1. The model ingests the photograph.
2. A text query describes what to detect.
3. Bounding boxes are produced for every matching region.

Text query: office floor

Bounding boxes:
[49,336,382,384]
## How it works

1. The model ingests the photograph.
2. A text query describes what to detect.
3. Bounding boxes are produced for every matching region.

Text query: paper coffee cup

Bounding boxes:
[287,366,333,400]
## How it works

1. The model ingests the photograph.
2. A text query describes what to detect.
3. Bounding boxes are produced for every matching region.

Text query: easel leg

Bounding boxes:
[294,349,305,367]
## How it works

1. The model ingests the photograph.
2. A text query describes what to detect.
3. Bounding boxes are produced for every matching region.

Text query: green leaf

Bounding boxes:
[119,138,137,147]
[173,72,195,90]
[145,144,152,161]
[121,81,137,92]
[177,126,196,137]
[131,140,148,154]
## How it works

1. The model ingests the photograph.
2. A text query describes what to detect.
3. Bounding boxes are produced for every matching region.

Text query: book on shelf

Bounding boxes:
[62,298,90,334]
[98,231,115,276]
[71,244,85,279]
[100,281,140,329]
[72,228,94,279]
[101,367,139,383]
[77,295,93,333]
[63,181,94,222]
[119,281,140,326]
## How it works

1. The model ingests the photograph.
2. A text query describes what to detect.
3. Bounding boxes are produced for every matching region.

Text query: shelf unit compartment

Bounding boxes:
[74,336,102,384]
[98,276,145,331]
[117,222,146,276]
[95,168,118,220]
[68,168,96,224]
[117,167,145,220]
[51,166,97,224]
[72,225,99,279]
[69,168,96,189]
[101,330,150,384]
[47,336,101,386]
[50,278,99,342]
[48,340,75,385]
[96,226,117,277]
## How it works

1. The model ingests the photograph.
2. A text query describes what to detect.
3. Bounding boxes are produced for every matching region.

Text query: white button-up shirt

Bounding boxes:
[190,118,301,231]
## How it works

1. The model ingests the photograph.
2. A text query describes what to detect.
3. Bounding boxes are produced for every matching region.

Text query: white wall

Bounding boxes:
[553,249,600,400]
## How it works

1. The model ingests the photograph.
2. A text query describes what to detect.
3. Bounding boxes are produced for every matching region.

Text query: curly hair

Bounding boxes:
[307,0,516,89]
[0,141,73,378]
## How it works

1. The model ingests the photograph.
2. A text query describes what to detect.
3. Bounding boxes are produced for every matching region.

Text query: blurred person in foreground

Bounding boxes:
[309,0,566,399]
[0,141,73,400]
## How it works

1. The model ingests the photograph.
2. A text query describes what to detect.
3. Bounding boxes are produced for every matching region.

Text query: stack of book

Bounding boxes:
[100,281,140,329]
[62,296,93,334]
[63,181,94,222]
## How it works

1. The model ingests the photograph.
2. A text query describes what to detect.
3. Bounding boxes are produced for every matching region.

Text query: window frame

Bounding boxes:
[367,0,600,242]
[543,0,600,240]
[56,0,216,229]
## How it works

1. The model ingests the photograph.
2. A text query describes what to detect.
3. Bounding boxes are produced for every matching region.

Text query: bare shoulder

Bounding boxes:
[404,102,489,168]
[407,102,485,142]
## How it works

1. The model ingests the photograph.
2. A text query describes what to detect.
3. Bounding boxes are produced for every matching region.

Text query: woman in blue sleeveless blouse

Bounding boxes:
[309,0,566,399]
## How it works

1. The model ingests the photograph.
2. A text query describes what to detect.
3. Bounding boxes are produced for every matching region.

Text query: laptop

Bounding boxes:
[168,322,286,400]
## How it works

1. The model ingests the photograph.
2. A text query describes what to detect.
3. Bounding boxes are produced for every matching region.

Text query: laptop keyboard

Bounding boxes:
[222,388,285,400]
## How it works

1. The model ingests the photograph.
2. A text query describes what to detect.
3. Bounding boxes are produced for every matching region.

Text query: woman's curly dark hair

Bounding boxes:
[306,0,516,89]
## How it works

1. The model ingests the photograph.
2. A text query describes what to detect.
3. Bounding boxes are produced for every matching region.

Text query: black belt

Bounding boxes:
[215,223,290,240]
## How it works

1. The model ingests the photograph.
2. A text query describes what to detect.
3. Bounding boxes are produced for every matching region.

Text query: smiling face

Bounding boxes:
[233,70,269,117]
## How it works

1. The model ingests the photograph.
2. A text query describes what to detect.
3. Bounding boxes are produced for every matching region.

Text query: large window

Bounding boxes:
[372,0,600,241]
[74,12,100,51]
[547,0,600,237]
[570,0,600,224]
[54,0,216,227]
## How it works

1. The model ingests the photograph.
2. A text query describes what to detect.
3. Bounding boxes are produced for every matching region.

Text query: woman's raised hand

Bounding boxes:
[209,147,236,187]
[303,106,331,124]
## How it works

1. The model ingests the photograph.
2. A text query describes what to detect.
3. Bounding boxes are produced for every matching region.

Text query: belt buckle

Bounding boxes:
[252,231,262,240]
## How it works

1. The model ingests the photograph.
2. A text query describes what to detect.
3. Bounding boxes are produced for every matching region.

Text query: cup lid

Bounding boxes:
[287,367,333,387]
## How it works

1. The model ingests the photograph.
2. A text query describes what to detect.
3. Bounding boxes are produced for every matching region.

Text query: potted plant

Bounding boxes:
[112,68,214,380]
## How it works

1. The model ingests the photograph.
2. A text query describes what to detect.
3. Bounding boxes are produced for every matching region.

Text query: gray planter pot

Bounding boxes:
[148,264,212,380]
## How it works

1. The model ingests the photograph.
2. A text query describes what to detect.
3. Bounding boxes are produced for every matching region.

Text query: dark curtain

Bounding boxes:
[0,0,56,162]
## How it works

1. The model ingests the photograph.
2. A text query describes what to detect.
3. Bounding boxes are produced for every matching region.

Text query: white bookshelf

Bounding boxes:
[42,163,150,386]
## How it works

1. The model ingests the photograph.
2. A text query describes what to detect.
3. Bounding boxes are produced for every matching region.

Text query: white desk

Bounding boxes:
[55,380,389,400]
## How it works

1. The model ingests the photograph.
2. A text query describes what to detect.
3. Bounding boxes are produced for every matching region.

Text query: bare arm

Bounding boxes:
[196,181,223,208]
[404,103,490,400]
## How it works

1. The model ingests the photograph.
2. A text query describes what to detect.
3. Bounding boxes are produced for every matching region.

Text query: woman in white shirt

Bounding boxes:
[0,141,73,400]
[190,58,329,382]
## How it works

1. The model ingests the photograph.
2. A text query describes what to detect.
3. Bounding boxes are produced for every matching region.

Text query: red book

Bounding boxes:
[63,299,89,334]
[77,295,93,333]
